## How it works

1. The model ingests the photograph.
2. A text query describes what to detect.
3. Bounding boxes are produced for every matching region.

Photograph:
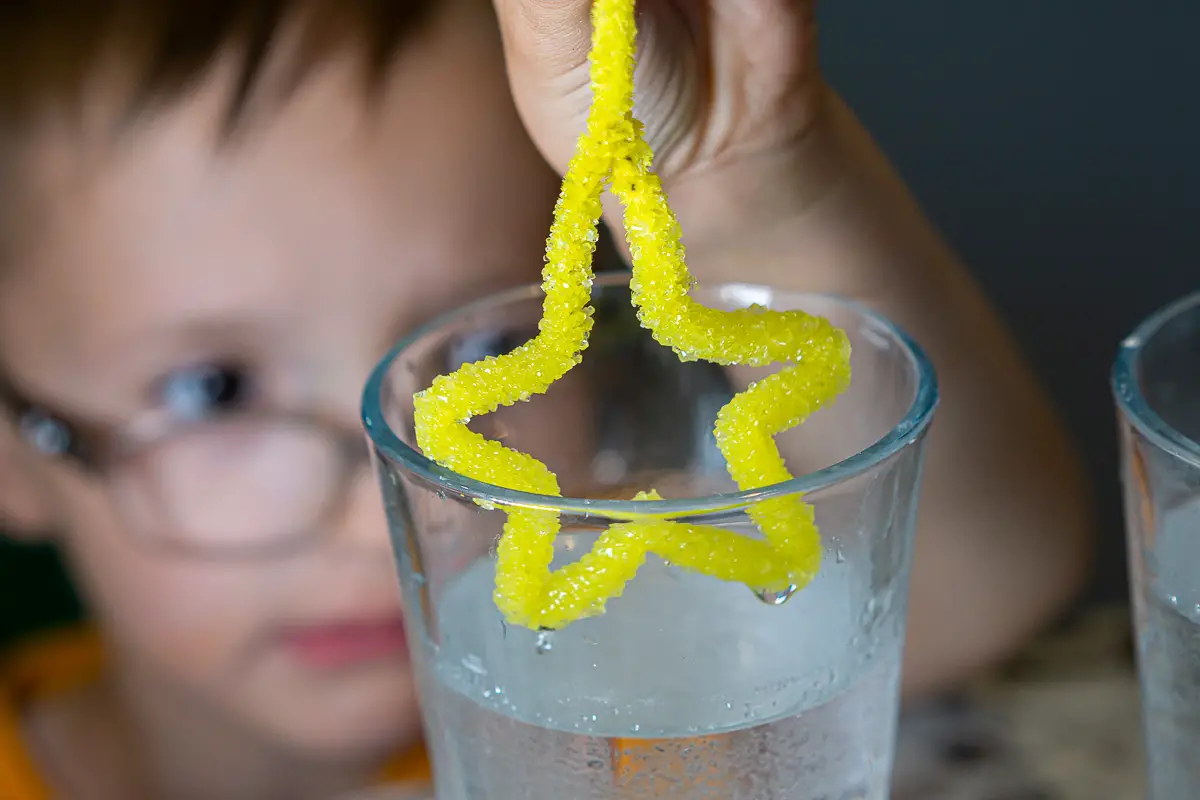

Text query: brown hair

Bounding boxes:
[0,1,434,265]
[0,0,434,136]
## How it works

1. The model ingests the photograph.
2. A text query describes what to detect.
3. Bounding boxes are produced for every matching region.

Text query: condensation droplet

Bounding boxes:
[754,584,798,606]
[461,654,487,676]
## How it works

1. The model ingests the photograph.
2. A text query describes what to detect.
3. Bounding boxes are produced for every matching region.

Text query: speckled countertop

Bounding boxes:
[893,606,1145,800]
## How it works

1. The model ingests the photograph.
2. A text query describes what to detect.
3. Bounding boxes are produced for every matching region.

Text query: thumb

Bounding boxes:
[492,0,593,80]
[492,0,701,178]
[491,0,598,174]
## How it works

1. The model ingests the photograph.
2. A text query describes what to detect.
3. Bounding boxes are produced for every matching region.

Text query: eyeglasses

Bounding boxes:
[0,375,369,559]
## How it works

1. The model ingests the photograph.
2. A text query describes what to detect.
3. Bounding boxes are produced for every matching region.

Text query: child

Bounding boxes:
[0,0,1091,797]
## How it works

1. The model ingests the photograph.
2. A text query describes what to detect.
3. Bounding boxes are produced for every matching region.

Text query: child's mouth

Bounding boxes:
[280,617,409,670]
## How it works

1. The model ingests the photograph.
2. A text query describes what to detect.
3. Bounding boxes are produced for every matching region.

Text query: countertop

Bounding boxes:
[893,605,1145,800]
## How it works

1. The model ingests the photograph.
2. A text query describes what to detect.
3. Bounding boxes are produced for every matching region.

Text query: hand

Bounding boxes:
[491,0,830,225]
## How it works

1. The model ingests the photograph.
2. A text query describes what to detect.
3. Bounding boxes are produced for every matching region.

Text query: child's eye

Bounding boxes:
[158,363,255,423]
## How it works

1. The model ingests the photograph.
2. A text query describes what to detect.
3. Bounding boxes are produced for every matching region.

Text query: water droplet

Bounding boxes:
[583,635,598,646]
[461,654,487,676]
[835,547,846,564]
[754,584,798,606]
[631,724,641,733]
[535,630,555,654]
[862,597,880,620]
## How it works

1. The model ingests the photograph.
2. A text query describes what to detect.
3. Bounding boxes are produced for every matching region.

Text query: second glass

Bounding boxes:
[364,273,938,799]
[1115,292,1200,799]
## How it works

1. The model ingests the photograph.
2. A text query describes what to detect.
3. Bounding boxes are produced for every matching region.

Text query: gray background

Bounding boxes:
[820,0,1198,601]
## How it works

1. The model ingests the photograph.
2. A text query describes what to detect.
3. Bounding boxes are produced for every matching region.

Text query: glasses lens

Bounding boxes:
[122,417,344,551]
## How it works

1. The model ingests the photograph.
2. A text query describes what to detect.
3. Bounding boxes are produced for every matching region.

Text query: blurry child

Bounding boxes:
[0,0,1091,797]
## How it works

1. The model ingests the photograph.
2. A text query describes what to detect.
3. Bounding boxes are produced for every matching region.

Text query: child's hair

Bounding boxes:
[0,0,433,266]
[0,1,433,128]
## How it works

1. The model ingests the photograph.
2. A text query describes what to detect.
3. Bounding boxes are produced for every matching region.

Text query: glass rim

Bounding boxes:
[362,273,939,516]
[1113,290,1200,468]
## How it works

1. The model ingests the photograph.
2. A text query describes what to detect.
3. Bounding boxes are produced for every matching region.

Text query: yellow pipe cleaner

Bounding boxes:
[414,0,851,630]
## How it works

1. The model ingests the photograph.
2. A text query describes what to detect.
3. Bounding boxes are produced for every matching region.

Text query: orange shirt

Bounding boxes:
[0,628,430,798]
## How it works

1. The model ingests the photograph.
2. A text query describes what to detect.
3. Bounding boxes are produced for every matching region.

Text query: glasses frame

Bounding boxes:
[0,373,369,560]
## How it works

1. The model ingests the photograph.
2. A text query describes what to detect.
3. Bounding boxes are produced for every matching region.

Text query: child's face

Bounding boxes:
[0,0,558,759]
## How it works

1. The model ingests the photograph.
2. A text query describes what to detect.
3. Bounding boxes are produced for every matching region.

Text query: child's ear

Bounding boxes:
[0,419,57,540]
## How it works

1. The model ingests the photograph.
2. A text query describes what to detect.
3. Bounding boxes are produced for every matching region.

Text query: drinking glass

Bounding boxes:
[1114,291,1200,799]
[363,273,938,799]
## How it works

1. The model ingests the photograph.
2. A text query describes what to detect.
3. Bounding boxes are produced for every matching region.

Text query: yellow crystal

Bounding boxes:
[413,0,851,630]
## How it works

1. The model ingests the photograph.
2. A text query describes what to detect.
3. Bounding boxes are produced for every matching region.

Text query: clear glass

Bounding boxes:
[1114,291,1200,800]
[364,273,938,800]
[342,785,434,800]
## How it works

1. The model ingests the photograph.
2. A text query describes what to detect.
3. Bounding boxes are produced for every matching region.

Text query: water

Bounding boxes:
[1139,498,1200,798]
[417,529,905,799]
